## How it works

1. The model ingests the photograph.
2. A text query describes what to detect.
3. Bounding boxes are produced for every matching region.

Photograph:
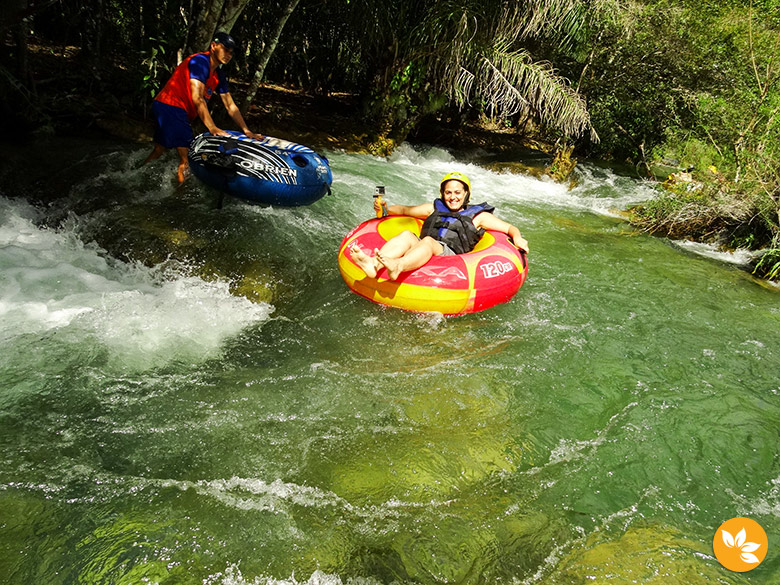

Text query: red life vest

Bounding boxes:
[155,52,221,121]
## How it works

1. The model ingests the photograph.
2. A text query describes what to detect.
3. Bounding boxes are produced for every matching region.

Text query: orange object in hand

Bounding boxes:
[374,186,388,218]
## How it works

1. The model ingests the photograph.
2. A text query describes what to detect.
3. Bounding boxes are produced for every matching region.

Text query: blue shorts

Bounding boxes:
[152,101,194,149]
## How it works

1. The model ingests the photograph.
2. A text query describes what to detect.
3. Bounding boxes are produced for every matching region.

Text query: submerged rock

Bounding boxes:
[545,523,741,584]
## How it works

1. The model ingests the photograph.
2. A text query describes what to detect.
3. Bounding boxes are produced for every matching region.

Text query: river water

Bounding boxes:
[1,139,778,584]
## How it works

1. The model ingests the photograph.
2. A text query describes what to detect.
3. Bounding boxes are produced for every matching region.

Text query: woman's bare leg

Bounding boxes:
[349,245,380,278]
[377,230,419,258]
[377,237,443,281]
[350,231,419,278]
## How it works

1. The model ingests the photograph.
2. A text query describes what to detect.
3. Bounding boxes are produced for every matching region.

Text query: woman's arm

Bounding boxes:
[474,213,529,253]
[375,200,434,219]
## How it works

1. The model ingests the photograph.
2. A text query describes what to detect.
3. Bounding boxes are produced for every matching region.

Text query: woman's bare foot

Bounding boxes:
[349,245,378,278]
[376,250,403,281]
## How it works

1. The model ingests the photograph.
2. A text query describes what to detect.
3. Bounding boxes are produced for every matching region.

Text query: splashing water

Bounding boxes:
[0,140,777,585]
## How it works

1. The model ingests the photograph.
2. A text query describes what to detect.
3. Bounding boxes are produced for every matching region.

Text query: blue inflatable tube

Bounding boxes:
[188,131,333,206]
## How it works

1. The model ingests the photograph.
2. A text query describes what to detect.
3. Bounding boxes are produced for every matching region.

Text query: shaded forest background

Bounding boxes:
[2,0,780,277]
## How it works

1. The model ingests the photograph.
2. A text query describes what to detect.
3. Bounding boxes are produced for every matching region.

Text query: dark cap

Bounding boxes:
[212,32,237,50]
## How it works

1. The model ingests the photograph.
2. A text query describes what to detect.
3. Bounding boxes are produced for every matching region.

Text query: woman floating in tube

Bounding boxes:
[350,172,529,281]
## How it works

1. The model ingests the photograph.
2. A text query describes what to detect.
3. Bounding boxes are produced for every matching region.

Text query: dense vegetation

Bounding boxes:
[2,0,779,278]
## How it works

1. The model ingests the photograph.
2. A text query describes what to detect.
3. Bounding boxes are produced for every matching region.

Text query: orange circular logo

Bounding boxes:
[713,517,768,572]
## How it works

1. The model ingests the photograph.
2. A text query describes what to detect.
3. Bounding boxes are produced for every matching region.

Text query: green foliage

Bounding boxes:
[650,134,724,177]
[243,1,367,94]
[139,37,167,98]
[365,59,449,141]
[569,0,780,278]
[754,249,780,279]
[631,171,778,255]
[579,0,780,169]
[253,0,601,142]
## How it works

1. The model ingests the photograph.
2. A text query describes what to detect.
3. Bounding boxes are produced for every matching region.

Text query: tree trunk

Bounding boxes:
[216,0,251,34]
[188,0,226,54]
[93,0,104,64]
[13,20,31,91]
[240,0,301,115]
[178,0,195,63]
[186,0,251,57]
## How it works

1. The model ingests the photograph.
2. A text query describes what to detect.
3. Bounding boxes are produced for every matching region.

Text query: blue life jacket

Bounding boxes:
[420,199,495,254]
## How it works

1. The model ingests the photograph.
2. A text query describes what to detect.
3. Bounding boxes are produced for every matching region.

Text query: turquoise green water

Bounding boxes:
[1,143,778,584]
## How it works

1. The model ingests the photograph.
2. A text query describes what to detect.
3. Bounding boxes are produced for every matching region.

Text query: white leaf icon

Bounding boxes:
[736,528,747,548]
[717,523,766,569]
[741,552,760,564]
[722,530,735,547]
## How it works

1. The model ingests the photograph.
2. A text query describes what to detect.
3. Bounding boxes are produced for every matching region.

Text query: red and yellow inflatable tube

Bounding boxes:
[338,216,528,315]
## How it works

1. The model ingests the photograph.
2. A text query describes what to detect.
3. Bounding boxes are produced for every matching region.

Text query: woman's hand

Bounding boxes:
[512,235,529,253]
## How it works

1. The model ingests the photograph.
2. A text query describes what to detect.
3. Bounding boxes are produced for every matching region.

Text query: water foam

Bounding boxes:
[206,565,383,585]
[0,197,272,370]
[671,240,758,266]
[348,144,657,217]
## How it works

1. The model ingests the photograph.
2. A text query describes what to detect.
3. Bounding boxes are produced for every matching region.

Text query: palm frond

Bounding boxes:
[454,66,476,106]
[415,7,479,85]
[455,44,599,141]
[499,0,624,53]
[510,0,586,46]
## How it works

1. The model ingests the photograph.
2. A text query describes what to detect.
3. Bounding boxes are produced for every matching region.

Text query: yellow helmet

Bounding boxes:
[440,171,471,194]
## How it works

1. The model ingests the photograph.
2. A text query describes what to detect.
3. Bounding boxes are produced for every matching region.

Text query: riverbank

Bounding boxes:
[6,42,554,165]
[89,83,554,165]
[627,170,780,281]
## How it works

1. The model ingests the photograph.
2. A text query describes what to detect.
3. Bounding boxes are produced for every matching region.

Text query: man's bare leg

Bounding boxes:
[143,143,166,165]
[176,147,190,183]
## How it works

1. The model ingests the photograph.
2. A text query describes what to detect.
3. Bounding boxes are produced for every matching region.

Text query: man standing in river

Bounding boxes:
[143,32,264,182]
